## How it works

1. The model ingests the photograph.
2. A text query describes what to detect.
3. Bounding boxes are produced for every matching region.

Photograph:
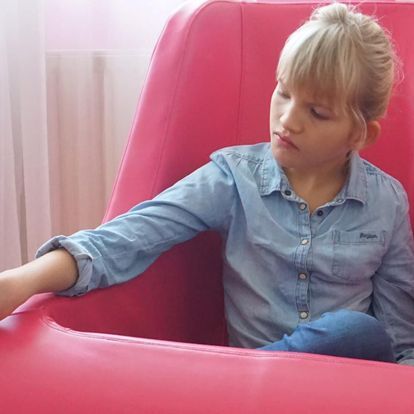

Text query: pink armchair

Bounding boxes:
[2,1,414,412]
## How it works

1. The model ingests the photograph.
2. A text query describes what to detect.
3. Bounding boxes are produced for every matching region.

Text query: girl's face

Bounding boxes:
[269,80,360,176]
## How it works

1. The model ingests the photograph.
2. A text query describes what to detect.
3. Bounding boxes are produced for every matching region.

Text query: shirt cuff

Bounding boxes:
[35,235,93,296]
[397,358,414,367]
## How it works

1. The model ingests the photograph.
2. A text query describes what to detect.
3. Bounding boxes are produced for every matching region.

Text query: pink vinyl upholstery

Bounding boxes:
[1,1,414,412]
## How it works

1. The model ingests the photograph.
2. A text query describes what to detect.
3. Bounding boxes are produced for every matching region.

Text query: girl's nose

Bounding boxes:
[280,103,303,135]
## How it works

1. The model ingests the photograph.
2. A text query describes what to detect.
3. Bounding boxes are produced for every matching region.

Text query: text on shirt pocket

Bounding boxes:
[332,230,386,281]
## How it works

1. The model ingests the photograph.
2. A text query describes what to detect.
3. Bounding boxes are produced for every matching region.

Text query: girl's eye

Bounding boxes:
[277,90,290,99]
[311,107,330,120]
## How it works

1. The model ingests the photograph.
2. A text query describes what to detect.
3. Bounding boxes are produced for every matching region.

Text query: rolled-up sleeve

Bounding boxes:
[372,189,414,365]
[36,157,235,296]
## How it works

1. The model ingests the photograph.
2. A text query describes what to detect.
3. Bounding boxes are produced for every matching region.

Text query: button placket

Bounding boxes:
[295,210,311,324]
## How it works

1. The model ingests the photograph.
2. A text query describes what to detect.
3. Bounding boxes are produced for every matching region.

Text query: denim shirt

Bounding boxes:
[37,143,414,364]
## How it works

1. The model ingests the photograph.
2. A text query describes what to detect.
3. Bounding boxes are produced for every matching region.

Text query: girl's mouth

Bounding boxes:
[273,132,299,150]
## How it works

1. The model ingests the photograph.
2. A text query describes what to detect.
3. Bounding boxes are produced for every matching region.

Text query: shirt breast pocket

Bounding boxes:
[332,230,386,281]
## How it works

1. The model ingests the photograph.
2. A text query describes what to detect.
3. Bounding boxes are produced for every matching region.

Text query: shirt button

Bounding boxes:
[299,273,307,280]
[299,203,307,210]
[300,311,309,319]
[300,239,309,245]
[317,210,324,216]
[284,190,292,196]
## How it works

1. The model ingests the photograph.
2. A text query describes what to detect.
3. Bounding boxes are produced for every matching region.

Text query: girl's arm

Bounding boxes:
[372,196,414,366]
[0,249,78,321]
[1,153,235,318]
[33,157,235,298]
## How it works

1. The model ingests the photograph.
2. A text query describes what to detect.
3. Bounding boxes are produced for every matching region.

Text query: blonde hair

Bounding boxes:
[277,2,399,136]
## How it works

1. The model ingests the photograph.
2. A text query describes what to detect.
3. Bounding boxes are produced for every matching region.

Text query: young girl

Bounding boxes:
[1,3,414,365]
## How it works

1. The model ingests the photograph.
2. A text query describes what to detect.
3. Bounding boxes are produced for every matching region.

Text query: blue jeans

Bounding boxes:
[258,310,395,363]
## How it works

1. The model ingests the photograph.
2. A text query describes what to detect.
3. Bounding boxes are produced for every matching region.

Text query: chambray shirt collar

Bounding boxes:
[259,146,368,205]
[342,151,368,204]
[259,146,283,195]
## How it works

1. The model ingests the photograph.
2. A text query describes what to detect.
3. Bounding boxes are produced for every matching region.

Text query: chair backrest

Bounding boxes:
[49,0,414,345]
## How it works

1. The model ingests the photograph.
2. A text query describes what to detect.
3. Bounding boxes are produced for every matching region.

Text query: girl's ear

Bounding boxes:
[351,120,381,151]
[364,120,381,148]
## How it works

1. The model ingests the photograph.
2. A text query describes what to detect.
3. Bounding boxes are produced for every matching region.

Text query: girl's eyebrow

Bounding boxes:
[276,78,335,112]
[277,80,332,110]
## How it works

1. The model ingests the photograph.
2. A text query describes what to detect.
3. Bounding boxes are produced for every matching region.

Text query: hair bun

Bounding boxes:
[311,3,357,26]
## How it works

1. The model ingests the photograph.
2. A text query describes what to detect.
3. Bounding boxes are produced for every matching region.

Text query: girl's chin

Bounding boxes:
[271,145,293,165]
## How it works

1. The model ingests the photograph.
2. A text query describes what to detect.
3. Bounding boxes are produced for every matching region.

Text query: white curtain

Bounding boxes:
[0,0,51,268]
[0,0,187,270]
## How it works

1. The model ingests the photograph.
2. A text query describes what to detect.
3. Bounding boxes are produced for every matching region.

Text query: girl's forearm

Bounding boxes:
[0,249,78,321]
[17,249,79,295]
